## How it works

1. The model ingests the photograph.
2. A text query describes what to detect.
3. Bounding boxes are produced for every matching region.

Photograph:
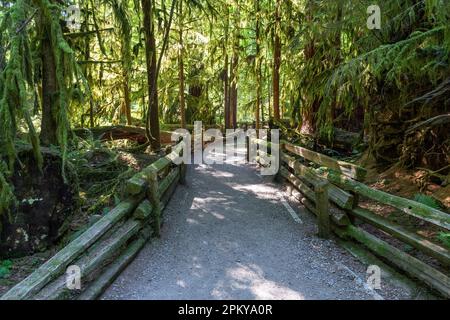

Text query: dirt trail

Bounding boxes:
[102,147,411,300]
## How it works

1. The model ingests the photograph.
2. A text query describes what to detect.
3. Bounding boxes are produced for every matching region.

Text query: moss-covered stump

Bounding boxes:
[0,148,78,258]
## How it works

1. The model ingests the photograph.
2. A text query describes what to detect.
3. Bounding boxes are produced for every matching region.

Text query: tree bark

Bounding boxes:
[223,6,230,129]
[255,0,262,133]
[141,0,161,150]
[40,10,58,146]
[300,0,318,135]
[178,0,186,129]
[229,3,240,129]
[123,75,132,125]
[272,0,281,121]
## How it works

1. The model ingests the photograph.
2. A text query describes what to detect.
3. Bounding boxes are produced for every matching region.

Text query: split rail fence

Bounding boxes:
[249,137,450,298]
[1,141,186,300]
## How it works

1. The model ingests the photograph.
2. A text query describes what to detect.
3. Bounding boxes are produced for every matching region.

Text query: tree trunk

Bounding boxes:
[123,74,132,125]
[255,0,261,133]
[40,11,58,146]
[178,0,186,129]
[223,6,230,129]
[230,3,240,129]
[141,0,161,150]
[272,0,281,121]
[300,0,318,135]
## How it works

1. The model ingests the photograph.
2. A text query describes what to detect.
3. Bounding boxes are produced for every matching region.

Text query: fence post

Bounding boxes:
[315,180,331,239]
[246,135,250,163]
[148,170,162,237]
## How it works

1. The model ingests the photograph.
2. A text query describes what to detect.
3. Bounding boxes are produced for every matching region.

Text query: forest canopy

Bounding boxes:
[0,0,449,217]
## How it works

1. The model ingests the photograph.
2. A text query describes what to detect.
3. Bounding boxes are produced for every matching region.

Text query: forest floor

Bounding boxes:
[102,146,423,300]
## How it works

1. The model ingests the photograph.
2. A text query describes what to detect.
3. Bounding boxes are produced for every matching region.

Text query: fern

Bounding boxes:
[413,193,443,210]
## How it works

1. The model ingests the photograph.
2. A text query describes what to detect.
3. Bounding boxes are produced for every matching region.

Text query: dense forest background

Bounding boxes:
[0,0,449,257]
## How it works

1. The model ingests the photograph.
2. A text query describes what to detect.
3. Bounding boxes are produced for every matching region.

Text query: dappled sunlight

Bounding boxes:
[211,264,305,300]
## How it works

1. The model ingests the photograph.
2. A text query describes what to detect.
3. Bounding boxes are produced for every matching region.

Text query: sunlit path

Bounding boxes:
[102,161,382,300]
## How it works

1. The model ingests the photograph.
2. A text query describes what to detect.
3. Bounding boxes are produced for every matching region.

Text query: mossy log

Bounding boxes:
[125,141,185,195]
[0,196,143,300]
[77,231,151,300]
[326,172,450,231]
[281,154,354,209]
[335,225,450,298]
[34,218,143,300]
[158,166,181,199]
[125,175,148,196]
[350,207,450,267]
[281,167,350,226]
[73,125,147,143]
[133,200,154,221]
[282,140,367,181]
[316,181,331,239]
[160,170,181,211]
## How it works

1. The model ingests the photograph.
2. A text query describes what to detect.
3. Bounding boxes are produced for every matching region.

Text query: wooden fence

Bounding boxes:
[1,141,186,300]
[250,137,450,298]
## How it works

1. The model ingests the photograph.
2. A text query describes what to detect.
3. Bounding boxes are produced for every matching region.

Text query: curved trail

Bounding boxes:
[103,148,407,300]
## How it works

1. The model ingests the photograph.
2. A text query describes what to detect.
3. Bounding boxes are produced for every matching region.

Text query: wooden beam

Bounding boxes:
[280,167,350,226]
[327,171,450,231]
[350,207,450,267]
[34,219,142,300]
[336,225,450,298]
[78,231,151,300]
[316,181,331,239]
[1,196,142,300]
[281,154,354,209]
[283,140,367,181]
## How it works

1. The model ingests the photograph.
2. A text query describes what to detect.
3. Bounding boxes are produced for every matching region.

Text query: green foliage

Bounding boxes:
[0,260,13,279]
[437,232,450,249]
[413,193,443,210]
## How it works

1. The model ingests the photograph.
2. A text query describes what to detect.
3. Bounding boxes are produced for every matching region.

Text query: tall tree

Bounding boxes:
[141,0,160,150]
[229,2,240,129]
[272,0,281,121]
[223,5,230,129]
[254,0,262,132]
[178,0,186,128]
[39,1,58,145]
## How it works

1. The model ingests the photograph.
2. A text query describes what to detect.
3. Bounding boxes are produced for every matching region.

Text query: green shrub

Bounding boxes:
[0,260,13,279]
[437,233,450,249]
[413,194,442,210]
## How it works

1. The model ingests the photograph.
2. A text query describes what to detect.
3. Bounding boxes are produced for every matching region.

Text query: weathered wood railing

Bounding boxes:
[252,138,450,298]
[1,141,186,300]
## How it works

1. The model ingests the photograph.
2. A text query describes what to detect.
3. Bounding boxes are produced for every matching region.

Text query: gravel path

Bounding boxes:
[102,149,410,300]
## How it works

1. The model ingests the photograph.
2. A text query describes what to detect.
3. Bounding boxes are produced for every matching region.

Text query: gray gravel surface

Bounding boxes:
[102,156,412,300]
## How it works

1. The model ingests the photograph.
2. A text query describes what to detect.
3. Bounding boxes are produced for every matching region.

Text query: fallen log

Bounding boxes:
[335,225,450,298]
[73,126,147,143]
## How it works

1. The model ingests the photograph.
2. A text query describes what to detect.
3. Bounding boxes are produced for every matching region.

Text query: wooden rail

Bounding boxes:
[259,139,450,298]
[1,141,186,300]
